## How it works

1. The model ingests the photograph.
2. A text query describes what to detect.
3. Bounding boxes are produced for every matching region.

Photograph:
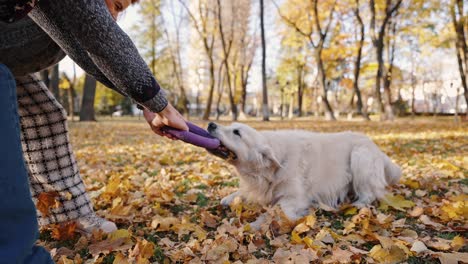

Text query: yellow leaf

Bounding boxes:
[291,230,303,244]
[129,239,155,264]
[305,214,316,227]
[344,206,358,216]
[369,245,407,264]
[402,179,420,189]
[113,252,129,264]
[440,201,467,220]
[303,237,315,249]
[293,223,310,234]
[379,194,415,211]
[109,229,132,242]
[106,175,121,195]
[451,236,465,251]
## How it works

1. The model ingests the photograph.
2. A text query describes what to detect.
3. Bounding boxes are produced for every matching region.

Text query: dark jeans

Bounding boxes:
[0,64,53,263]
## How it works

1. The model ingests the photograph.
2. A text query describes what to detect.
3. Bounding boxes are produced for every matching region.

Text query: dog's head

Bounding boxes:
[207,122,281,176]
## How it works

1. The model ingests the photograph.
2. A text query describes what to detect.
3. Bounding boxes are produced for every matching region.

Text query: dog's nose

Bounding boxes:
[207,122,217,132]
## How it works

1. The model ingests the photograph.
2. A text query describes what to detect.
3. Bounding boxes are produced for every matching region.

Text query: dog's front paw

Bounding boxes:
[220,191,239,207]
[247,214,267,231]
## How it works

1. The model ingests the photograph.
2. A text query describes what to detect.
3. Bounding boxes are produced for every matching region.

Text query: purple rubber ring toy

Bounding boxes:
[161,122,236,160]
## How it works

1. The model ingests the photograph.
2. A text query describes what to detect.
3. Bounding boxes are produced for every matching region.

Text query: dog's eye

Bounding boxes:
[233,129,241,137]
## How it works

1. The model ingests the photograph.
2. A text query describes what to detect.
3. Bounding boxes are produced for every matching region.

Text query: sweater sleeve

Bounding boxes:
[28,0,168,112]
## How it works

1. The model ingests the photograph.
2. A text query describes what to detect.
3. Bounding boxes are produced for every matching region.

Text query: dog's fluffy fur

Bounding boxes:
[208,122,401,222]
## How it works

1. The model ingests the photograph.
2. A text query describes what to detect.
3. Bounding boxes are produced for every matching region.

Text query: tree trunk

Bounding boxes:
[454,83,460,124]
[374,43,385,117]
[241,72,248,115]
[40,70,50,88]
[50,64,60,99]
[353,0,370,120]
[202,54,216,120]
[297,65,304,117]
[216,0,238,121]
[450,0,467,118]
[383,17,397,120]
[288,93,294,119]
[215,63,225,120]
[411,82,416,115]
[260,0,269,121]
[67,83,75,121]
[369,0,402,120]
[316,49,335,120]
[79,74,97,121]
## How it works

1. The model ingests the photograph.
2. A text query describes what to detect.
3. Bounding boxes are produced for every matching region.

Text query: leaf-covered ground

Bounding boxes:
[39,118,467,264]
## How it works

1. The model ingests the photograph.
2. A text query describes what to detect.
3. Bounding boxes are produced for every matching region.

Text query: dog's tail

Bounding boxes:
[383,154,401,185]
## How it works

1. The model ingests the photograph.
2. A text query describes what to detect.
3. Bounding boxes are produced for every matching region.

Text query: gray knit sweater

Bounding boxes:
[0,0,167,112]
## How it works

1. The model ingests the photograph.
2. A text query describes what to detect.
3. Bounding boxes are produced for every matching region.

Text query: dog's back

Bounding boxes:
[261,130,401,209]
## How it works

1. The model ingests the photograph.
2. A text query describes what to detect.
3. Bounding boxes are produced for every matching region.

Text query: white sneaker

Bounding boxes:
[76,213,117,234]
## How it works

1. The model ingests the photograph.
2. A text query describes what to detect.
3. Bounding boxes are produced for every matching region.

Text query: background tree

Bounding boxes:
[162,0,189,115]
[276,29,309,117]
[450,0,467,115]
[352,0,370,120]
[275,0,339,120]
[79,74,97,121]
[179,0,218,120]
[216,0,238,120]
[368,0,403,120]
[50,64,60,99]
[260,0,270,121]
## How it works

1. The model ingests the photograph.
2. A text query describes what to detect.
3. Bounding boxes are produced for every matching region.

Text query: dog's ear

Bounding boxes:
[260,146,282,169]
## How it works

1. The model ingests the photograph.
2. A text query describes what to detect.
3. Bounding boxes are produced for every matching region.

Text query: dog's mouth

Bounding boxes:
[207,144,237,161]
[206,123,237,160]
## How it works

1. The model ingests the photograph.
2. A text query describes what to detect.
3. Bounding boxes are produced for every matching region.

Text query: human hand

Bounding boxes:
[143,103,188,140]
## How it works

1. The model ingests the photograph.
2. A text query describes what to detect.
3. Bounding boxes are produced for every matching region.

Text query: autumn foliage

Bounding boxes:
[39,118,467,263]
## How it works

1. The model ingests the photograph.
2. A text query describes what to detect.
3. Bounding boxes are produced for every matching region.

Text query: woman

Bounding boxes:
[0,0,188,262]
[12,0,137,236]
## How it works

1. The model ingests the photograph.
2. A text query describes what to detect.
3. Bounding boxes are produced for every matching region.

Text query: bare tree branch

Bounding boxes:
[271,0,316,46]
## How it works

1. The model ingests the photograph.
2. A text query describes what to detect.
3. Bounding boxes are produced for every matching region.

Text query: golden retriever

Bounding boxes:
[207,122,401,226]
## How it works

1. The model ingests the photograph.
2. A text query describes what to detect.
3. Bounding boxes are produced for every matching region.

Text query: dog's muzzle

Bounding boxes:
[207,122,237,160]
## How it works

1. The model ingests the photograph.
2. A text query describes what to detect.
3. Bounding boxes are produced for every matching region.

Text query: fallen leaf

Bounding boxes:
[409,207,424,217]
[419,215,443,228]
[129,239,155,264]
[410,241,428,254]
[379,194,415,211]
[426,237,453,251]
[344,206,358,216]
[290,230,303,244]
[293,223,310,234]
[324,247,353,263]
[200,211,219,228]
[369,244,407,264]
[450,235,465,251]
[51,222,77,241]
[113,252,130,264]
[437,252,468,264]
[36,191,60,217]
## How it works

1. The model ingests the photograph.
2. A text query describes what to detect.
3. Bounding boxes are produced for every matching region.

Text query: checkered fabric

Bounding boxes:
[16,74,93,226]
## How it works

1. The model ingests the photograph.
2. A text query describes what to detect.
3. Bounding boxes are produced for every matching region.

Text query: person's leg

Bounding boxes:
[16,74,116,233]
[0,65,53,263]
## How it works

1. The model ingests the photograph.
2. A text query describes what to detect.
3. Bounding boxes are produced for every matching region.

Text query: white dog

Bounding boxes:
[207,122,401,222]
